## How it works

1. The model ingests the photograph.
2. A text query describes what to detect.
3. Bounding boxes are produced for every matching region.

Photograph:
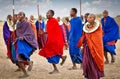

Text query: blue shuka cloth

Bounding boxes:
[101,16,119,55]
[35,20,45,30]
[11,42,17,63]
[17,39,33,61]
[47,55,60,64]
[69,17,83,64]
[101,16,119,43]
[104,44,116,55]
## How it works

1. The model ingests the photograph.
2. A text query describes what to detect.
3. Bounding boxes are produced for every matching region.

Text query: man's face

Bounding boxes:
[18,12,24,21]
[13,15,18,23]
[87,15,95,23]
[46,11,52,19]
[85,14,88,20]
[57,17,60,22]
[30,15,34,20]
[38,15,42,20]
[8,15,12,21]
[70,10,75,17]
[103,13,108,18]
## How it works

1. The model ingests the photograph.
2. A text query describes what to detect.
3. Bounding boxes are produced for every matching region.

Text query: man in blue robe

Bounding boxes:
[69,8,82,69]
[101,10,119,64]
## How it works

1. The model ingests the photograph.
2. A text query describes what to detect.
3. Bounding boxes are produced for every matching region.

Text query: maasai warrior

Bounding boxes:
[3,15,13,58]
[64,17,70,32]
[29,15,37,40]
[11,14,18,63]
[101,10,119,64]
[77,14,104,79]
[57,17,68,50]
[84,13,90,24]
[39,10,66,74]
[25,17,28,22]
[57,17,67,42]
[3,14,19,70]
[16,12,38,78]
[35,15,47,49]
[12,14,22,71]
[63,17,70,48]
[69,8,82,70]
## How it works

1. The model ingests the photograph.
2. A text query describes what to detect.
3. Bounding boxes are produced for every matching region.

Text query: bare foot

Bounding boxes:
[104,61,109,64]
[111,59,115,63]
[18,74,29,78]
[60,55,67,66]
[15,68,21,72]
[49,70,59,74]
[68,66,77,70]
[111,56,115,63]
[28,61,33,71]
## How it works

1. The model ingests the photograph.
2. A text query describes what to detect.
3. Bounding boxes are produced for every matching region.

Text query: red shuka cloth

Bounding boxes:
[39,18,64,58]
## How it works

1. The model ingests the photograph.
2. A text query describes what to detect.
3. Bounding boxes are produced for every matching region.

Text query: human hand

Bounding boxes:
[19,37,24,40]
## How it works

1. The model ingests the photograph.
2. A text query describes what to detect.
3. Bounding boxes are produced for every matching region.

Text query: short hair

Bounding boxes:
[89,13,96,19]
[85,13,90,16]
[7,15,12,20]
[22,12,25,17]
[48,10,55,16]
[65,17,69,22]
[71,8,77,14]
[13,14,17,17]
[103,10,108,14]
[19,12,25,17]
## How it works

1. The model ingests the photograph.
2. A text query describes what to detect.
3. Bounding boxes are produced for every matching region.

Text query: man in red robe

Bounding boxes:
[39,10,66,74]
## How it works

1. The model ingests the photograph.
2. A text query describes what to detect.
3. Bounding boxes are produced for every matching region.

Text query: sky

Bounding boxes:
[0,0,120,20]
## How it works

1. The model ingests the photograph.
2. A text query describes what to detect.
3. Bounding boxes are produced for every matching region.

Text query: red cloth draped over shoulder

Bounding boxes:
[39,18,64,58]
[77,26,104,71]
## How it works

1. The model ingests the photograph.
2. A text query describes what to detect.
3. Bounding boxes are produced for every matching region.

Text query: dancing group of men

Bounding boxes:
[3,8,119,79]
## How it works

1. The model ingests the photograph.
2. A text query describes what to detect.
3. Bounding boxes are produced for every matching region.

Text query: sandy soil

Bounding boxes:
[0,22,120,79]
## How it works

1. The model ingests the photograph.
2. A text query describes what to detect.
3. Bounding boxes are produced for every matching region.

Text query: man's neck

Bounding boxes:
[90,22,94,25]
[19,19,24,22]
[72,15,76,18]
[48,17,53,20]
[104,16,108,19]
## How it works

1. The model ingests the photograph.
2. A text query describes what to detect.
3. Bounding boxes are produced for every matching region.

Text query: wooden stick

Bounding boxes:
[80,0,82,16]
[13,0,15,16]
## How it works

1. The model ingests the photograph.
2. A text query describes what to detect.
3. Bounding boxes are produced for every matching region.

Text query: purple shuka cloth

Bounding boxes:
[3,21,10,45]
[82,38,104,79]
[16,20,38,49]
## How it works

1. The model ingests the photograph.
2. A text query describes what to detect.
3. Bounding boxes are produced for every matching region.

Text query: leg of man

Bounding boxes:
[68,62,77,70]
[110,53,115,63]
[104,51,109,64]
[18,61,29,78]
[49,64,59,74]
[72,62,77,69]
[60,55,67,66]
[27,61,33,71]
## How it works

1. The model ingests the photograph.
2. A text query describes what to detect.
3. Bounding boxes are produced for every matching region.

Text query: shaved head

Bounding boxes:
[87,13,96,23]
[18,11,25,21]
[103,10,109,18]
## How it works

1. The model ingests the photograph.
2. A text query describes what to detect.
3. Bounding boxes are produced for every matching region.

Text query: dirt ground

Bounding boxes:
[0,22,120,79]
